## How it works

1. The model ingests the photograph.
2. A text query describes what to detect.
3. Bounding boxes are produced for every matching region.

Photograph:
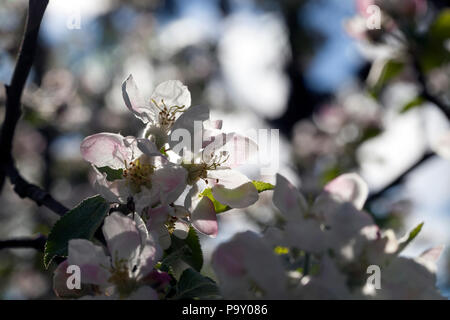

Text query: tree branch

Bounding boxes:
[0,1,67,216]
[366,152,436,203]
[0,234,47,252]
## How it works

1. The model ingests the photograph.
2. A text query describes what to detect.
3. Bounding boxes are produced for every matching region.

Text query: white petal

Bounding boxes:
[93,167,130,204]
[273,174,308,221]
[173,220,190,239]
[151,80,191,109]
[212,182,258,208]
[122,74,156,123]
[191,196,218,237]
[322,173,369,210]
[102,212,142,270]
[80,133,133,169]
[432,130,450,160]
[67,239,111,285]
[169,105,210,153]
[152,165,187,205]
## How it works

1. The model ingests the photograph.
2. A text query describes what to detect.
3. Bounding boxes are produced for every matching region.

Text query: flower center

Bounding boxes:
[108,258,138,299]
[123,157,155,192]
[151,98,185,131]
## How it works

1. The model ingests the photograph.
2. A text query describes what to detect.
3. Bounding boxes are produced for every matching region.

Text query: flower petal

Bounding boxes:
[151,80,191,109]
[212,182,258,208]
[273,174,308,221]
[67,239,111,285]
[122,74,155,123]
[173,219,190,239]
[102,212,142,269]
[80,133,133,169]
[152,165,188,205]
[191,196,218,237]
[322,173,369,210]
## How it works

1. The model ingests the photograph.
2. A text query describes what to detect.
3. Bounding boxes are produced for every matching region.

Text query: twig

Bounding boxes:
[0,1,67,216]
[7,163,69,215]
[366,152,436,203]
[0,234,47,252]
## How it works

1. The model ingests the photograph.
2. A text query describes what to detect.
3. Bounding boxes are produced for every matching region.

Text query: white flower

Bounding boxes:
[53,212,165,299]
[80,132,187,213]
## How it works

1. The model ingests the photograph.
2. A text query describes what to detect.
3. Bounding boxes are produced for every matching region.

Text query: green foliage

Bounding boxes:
[371,60,405,96]
[419,9,450,72]
[396,222,424,255]
[96,166,123,181]
[44,195,110,268]
[162,227,203,272]
[173,268,221,300]
[400,97,425,114]
[200,180,275,214]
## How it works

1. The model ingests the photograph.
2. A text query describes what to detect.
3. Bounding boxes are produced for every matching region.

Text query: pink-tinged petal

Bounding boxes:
[191,196,218,237]
[323,173,369,210]
[212,182,258,208]
[102,212,141,269]
[53,260,89,298]
[80,133,131,169]
[67,239,111,286]
[152,165,187,205]
[135,237,161,280]
[146,206,171,250]
[202,133,258,168]
[204,119,223,130]
[419,245,445,264]
[143,269,171,290]
[151,80,191,109]
[273,174,308,221]
[122,74,155,123]
[212,242,246,277]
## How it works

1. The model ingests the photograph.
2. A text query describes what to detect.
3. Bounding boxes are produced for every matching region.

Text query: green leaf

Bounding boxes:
[372,60,405,95]
[200,180,274,214]
[162,227,203,272]
[396,222,424,255]
[44,195,110,268]
[420,9,450,72]
[96,166,123,181]
[400,97,425,114]
[174,268,221,300]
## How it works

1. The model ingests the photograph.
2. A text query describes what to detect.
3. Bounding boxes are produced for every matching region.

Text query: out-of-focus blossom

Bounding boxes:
[212,173,445,299]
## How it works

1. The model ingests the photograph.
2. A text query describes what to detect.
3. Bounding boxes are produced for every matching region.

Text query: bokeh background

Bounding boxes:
[0,0,449,299]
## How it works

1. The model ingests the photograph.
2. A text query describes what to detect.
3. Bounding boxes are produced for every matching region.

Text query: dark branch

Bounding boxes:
[0,234,47,252]
[0,1,67,216]
[7,163,69,216]
[366,152,436,203]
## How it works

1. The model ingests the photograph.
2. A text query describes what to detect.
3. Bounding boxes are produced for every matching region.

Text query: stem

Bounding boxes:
[0,1,67,216]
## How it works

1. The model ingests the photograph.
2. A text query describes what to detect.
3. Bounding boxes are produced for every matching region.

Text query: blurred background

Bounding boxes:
[0,0,449,299]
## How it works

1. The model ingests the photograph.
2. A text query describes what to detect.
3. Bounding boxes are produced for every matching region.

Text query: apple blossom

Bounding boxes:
[53,212,167,299]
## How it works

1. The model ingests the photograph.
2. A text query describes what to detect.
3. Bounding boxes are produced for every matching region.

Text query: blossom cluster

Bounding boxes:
[53,76,259,299]
[212,173,445,299]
